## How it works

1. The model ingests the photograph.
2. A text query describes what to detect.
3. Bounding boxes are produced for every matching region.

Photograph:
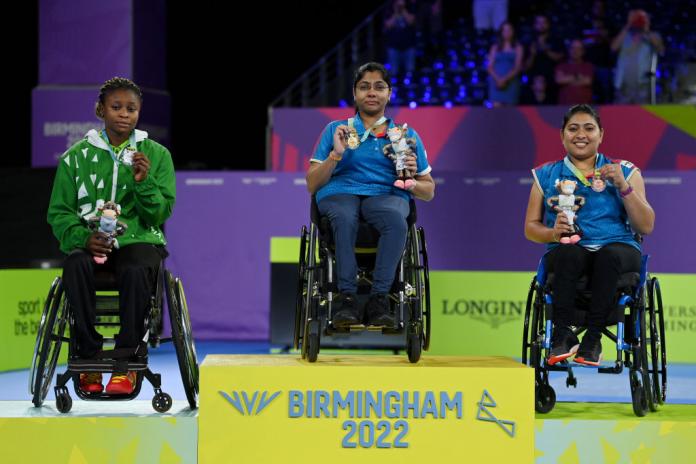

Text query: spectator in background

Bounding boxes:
[487,21,523,106]
[525,14,565,103]
[583,0,615,103]
[611,9,665,104]
[521,74,553,105]
[384,0,417,77]
[556,39,595,105]
[473,0,508,34]
[417,0,444,59]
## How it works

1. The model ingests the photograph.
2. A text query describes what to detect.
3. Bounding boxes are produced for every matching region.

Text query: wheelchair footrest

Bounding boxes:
[68,359,149,373]
[365,325,388,332]
[597,364,624,374]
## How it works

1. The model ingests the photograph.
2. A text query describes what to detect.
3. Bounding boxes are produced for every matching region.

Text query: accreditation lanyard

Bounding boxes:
[100,130,137,201]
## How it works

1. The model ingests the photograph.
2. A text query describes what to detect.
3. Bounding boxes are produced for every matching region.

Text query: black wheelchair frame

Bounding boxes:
[30,263,199,414]
[522,254,667,417]
[294,198,431,363]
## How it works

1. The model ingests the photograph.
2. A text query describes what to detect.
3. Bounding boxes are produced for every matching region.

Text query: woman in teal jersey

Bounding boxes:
[524,104,655,366]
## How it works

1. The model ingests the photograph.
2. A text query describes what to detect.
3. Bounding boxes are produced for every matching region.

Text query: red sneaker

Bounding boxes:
[105,371,137,395]
[79,372,104,393]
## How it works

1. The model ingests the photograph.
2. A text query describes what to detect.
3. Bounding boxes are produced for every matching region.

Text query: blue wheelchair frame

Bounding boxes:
[522,254,667,417]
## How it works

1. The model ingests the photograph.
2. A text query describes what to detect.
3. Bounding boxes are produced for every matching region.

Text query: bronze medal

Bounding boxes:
[591,169,605,192]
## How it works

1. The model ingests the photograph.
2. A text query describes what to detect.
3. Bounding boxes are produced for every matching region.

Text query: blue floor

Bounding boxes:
[3,341,695,405]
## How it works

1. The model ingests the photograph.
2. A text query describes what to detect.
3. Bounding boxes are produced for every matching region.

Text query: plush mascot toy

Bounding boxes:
[547,179,586,244]
[383,123,417,190]
[88,201,127,264]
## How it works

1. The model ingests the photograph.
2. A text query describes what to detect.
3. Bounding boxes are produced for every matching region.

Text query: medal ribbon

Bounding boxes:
[349,116,388,142]
[563,155,595,187]
[100,129,137,164]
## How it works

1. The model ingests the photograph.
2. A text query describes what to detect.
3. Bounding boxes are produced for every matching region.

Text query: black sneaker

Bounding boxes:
[364,294,395,327]
[575,330,602,366]
[331,293,360,328]
[547,326,580,366]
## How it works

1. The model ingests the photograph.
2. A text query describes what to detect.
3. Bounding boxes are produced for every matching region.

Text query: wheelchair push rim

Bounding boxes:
[30,276,59,395]
[647,276,667,405]
[30,277,67,406]
[521,275,538,366]
[166,271,199,409]
[417,226,431,352]
[293,225,309,352]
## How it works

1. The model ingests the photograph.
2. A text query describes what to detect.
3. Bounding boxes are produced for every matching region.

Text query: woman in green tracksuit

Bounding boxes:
[47,77,175,395]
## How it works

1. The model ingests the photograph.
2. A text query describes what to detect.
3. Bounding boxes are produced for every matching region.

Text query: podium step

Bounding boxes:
[0,400,197,463]
[199,354,534,463]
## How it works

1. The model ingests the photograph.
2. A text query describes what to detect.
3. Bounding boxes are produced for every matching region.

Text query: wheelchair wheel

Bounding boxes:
[630,370,648,417]
[30,277,67,407]
[148,305,163,348]
[148,270,165,348]
[307,333,319,363]
[639,308,657,413]
[404,225,429,357]
[303,300,321,363]
[166,271,199,409]
[300,225,321,362]
[647,277,667,405]
[521,276,538,365]
[294,225,309,351]
[527,279,545,371]
[535,383,556,414]
[417,227,431,351]
[152,391,173,413]
[55,390,72,414]
[406,327,421,364]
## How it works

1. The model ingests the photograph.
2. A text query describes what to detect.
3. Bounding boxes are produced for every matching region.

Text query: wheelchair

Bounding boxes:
[294,197,431,363]
[29,261,199,414]
[522,254,667,417]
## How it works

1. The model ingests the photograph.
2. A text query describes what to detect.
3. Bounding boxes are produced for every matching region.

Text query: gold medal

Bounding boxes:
[346,128,360,150]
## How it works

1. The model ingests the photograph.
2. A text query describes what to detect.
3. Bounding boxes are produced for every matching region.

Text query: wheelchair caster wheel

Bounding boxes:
[630,376,648,417]
[535,384,556,414]
[56,392,72,414]
[152,392,173,413]
[307,334,319,363]
[406,332,421,363]
[566,377,577,388]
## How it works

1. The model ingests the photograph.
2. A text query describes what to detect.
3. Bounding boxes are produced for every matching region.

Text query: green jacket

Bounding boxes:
[47,129,176,254]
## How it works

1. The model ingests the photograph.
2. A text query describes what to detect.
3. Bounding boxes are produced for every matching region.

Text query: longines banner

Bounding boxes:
[428,271,696,363]
[199,355,533,463]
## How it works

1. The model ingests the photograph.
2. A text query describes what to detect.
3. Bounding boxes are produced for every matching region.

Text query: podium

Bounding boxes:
[199,355,534,463]
[0,401,196,462]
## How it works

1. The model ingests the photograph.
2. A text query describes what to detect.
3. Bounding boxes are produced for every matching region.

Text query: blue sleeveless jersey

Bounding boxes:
[532,153,641,252]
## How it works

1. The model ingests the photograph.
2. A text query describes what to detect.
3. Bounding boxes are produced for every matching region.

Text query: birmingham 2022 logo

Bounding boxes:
[219,390,281,415]
[219,389,516,448]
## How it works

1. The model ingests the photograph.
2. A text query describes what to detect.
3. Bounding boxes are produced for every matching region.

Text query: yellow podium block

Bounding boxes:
[200,355,534,464]
[0,401,197,463]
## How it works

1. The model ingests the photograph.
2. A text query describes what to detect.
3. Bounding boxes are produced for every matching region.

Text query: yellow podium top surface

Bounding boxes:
[202,354,527,369]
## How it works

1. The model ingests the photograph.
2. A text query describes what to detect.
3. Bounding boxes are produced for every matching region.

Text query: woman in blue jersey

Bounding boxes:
[524,104,655,366]
[306,62,435,329]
